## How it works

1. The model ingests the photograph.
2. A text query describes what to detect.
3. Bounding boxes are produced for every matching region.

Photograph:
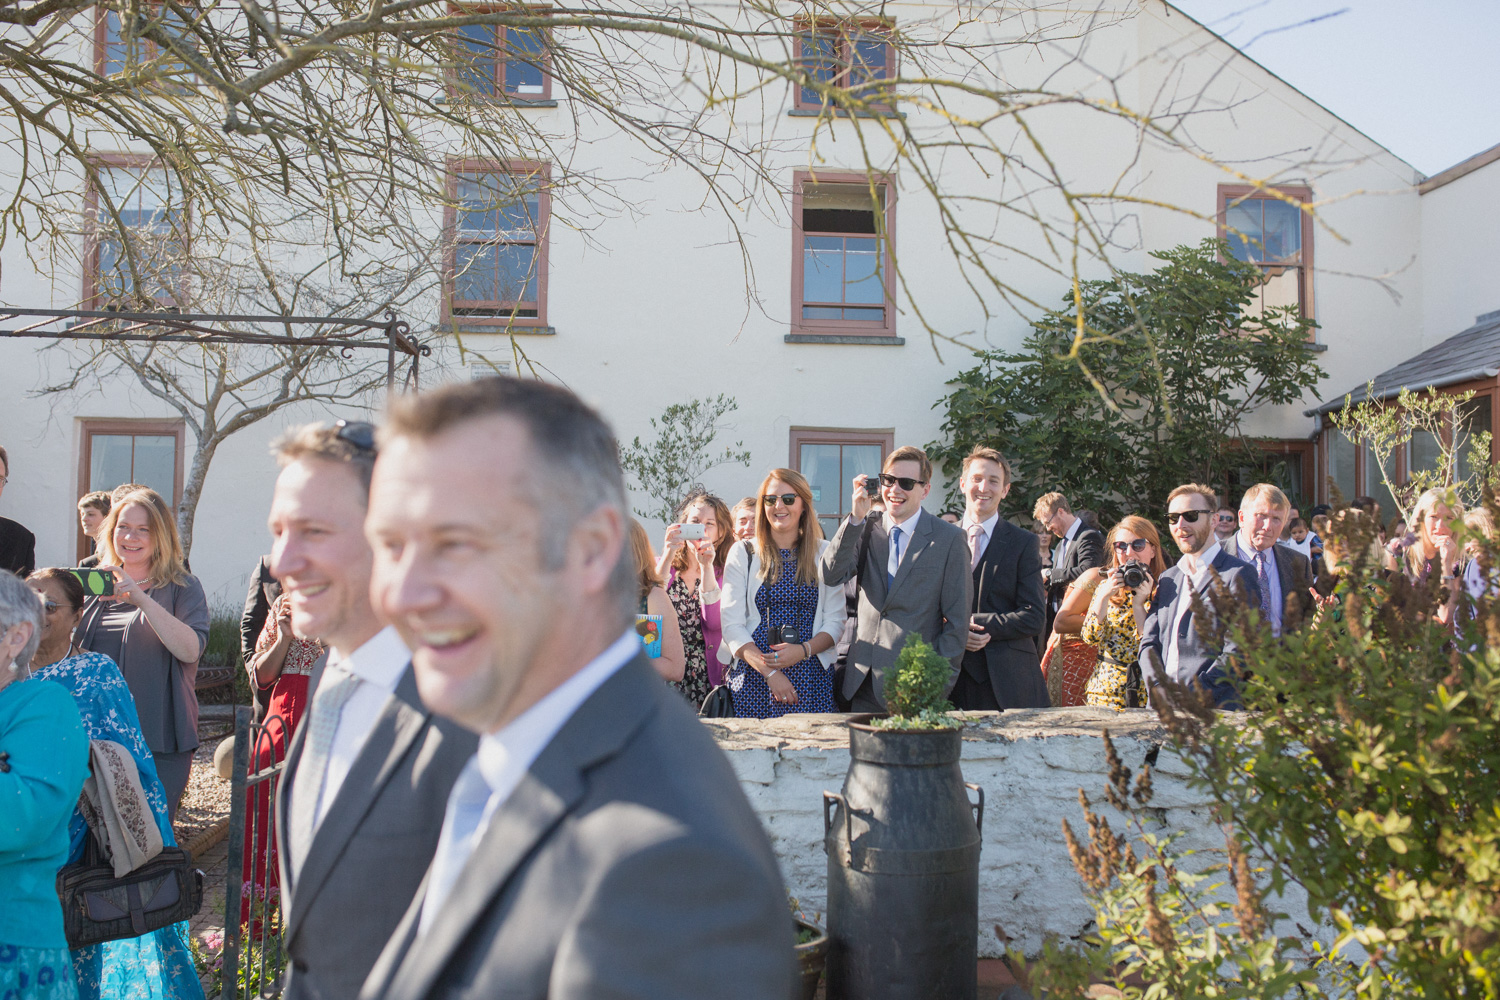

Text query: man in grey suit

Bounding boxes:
[268,422,475,1000]
[359,377,792,1000]
[1140,483,1261,709]
[820,445,972,713]
[1217,483,1317,635]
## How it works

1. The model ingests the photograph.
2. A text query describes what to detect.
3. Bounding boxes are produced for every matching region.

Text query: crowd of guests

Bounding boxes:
[0,382,1495,1000]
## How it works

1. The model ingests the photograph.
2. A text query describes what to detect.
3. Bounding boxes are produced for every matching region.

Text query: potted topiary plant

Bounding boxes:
[823,634,984,1000]
[789,895,829,1000]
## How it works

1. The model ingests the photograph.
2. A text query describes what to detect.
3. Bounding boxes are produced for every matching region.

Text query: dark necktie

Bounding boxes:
[1257,550,1273,625]
[888,526,903,588]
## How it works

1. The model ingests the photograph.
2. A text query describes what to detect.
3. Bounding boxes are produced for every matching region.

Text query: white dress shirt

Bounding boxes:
[312,625,410,831]
[884,507,924,581]
[418,629,639,934]
[1165,540,1222,681]
[1239,532,1283,636]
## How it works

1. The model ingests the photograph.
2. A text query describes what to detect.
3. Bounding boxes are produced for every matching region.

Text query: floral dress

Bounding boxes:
[665,574,713,710]
[728,549,833,718]
[1080,596,1148,711]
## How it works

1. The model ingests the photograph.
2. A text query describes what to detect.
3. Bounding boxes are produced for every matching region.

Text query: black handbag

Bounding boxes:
[1124,659,1145,708]
[56,837,204,948]
[699,684,735,717]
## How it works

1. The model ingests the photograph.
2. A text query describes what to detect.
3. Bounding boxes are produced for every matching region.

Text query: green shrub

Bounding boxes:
[872,634,959,730]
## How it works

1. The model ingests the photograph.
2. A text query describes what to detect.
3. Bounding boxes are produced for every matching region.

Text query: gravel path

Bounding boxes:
[176,720,235,847]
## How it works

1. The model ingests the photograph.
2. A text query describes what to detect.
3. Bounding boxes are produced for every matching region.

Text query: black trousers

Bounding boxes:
[846,670,885,714]
[950,666,1001,711]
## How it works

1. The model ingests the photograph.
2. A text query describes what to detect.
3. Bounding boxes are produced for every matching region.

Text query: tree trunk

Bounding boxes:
[176,435,221,558]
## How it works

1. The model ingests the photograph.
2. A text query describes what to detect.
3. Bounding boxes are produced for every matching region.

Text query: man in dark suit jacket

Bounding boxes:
[360,377,793,1000]
[0,446,35,577]
[240,555,281,721]
[820,446,972,713]
[267,422,475,1000]
[1140,483,1261,709]
[952,447,1048,710]
[1035,491,1104,643]
[1218,483,1316,635]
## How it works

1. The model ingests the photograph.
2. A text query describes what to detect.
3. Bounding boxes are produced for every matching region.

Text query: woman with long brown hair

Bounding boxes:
[76,487,209,818]
[654,489,734,708]
[720,469,845,717]
[1078,515,1167,710]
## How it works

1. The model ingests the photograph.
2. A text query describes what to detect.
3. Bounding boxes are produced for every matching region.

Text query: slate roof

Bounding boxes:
[1308,309,1500,415]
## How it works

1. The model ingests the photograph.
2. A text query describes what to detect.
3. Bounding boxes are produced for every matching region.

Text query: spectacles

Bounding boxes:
[0,475,8,485]
[1166,509,1209,525]
[879,474,927,491]
[333,419,377,453]
[763,494,799,507]
[39,599,60,614]
[1112,539,1151,553]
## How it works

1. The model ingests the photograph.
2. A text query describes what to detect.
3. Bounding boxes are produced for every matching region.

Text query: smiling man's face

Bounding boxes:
[961,458,1009,522]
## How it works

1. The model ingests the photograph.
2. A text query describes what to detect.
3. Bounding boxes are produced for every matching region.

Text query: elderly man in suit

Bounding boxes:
[820,445,971,713]
[359,377,792,1000]
[1140,483,1262,709]
[269,422,475,1000]
[1219,483,1317,635]
[1035,491,1104,645]
[953,447,1048,710]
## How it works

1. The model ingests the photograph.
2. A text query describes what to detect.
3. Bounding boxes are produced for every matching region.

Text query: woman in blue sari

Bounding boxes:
[29,569,205,1000]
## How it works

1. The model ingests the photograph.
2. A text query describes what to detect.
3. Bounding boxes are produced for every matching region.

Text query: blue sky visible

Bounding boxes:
[1168,0,1500,176]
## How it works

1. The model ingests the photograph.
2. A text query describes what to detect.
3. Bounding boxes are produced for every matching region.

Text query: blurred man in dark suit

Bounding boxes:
[0,446,35,576]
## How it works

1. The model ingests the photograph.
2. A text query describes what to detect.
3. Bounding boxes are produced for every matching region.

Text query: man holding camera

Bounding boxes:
[1218,483,1316,635]
[1140,483,1260,709]
[821,446,971,713]
[952,448,1048,710]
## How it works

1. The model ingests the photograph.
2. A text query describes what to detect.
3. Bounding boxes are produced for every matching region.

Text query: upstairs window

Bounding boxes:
[97,4,196,87]
[791,173,895,335]
[1219,185,1314,321]
[89,163,187,308]
[451,10,551,101]
[446,162,549,327]
[796,20,893,111]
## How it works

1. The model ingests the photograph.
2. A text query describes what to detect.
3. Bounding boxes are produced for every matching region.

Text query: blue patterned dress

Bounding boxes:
[31,652,205,1000]
[728,549,835,718]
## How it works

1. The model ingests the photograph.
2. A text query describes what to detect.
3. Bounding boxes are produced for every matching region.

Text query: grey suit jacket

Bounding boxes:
[360,654,794,1000]
[276,660,476,1000]
[1217,535,1316,632]
[1139,548,1260,709]
[820,509,973,706]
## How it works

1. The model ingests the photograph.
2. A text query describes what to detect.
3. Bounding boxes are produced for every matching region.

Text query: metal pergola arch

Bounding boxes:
[0,306,429,389]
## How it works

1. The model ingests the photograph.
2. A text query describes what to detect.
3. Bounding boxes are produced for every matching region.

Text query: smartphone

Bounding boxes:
[679,523,706,541]
[863,476,881,497]
[70,567,115,597]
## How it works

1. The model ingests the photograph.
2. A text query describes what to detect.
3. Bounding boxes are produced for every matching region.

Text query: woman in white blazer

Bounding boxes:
[719,469,846,717]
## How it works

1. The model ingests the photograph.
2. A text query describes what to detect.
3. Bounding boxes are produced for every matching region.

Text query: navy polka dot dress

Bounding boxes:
[729,548,834,718]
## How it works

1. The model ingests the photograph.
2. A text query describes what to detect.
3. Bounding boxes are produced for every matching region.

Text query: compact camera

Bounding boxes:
[768,624,800,646]
[1120,560,1150,590]
[863,476,882,497]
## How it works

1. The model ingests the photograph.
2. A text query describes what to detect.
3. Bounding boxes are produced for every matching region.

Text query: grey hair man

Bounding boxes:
[270,421,476,1000]
[360,377,792,1000]
[1218,483,1316,635]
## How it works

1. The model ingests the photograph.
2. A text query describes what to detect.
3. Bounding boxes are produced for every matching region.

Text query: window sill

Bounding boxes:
[785,332,903,346]
[449,324,556,336]
[1307,341,1328,352]
[788,108,904,120]
[435,97,559,108]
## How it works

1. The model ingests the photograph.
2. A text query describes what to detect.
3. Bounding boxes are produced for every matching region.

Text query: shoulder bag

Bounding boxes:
[56,825,204,948]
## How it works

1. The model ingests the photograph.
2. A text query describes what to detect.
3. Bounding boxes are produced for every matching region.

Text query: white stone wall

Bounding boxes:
[707,708,1317,959]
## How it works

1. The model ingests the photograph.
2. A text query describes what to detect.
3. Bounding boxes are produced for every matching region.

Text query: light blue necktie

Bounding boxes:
[888,526,904,588]
[420,758,495,934]
[289,670,361,878]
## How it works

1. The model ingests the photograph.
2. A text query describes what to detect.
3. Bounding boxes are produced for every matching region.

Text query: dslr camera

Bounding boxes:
[768,624,800,646]
[1120,560,1150,591]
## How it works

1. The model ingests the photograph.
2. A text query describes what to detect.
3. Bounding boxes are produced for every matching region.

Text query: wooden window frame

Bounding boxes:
[84,154,190,310]
[94,3,196,82]
[789,426,894,528]
[76,418,186,560]
[442,158,551,329]
[1250,438,1314,507]
[790,169,897,336]
[793,18,895,112]
[1216,183,1315,323]
[445,6,553,102]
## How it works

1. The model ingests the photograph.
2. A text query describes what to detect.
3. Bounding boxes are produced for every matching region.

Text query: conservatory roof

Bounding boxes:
[1308,309,1500,415]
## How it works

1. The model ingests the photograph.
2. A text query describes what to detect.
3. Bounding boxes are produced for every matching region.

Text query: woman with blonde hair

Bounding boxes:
[626,519,685,684]
[720,469,845,717]
[1074,515,1167,710]
[76,488,209,818]
[1404,488,1466,625]
[654,489,734,708]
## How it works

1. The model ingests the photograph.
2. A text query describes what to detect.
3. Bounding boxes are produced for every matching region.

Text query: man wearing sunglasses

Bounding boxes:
[1139,483,1260,709]
[821,446,972,713]
[1218,484,1316,636]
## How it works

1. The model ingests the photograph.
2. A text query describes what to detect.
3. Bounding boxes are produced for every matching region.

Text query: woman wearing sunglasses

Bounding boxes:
[1076,515,1167,710]
[720,470,845,718]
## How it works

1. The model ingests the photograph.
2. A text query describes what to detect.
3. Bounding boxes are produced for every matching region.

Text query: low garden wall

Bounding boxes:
[704,708,1313,959]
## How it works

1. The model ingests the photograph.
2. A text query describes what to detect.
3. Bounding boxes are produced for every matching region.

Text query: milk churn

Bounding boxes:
[823,718,984,1000]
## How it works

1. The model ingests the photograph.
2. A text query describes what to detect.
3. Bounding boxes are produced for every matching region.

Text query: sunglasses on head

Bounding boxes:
[763,494,799,507]
[1112,538,1151,553]
[879,473,927,491]
[333,419,377,453]
[1166,509,1210,525]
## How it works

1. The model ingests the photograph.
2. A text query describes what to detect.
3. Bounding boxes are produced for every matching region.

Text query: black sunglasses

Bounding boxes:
[763,494,799,507]
[333,419,377,453]
[1112,538,1151,553]
[879,473,927,491]
[1166,509,1209,525]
